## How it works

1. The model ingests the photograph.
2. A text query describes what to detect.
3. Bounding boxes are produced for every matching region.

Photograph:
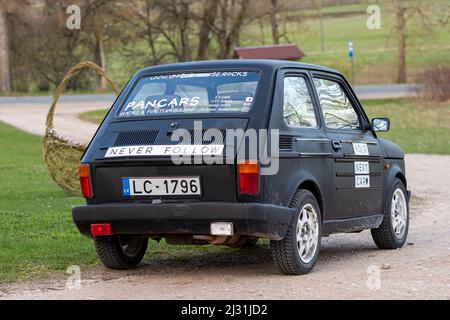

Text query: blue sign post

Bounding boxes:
[348,40,355,85]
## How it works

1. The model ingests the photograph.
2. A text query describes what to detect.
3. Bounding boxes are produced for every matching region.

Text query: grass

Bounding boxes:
[363,98,450,154]
[79,109,109,124]
[0,122,231,283]
[80,98,450,155]
[0,122,95,282]
[104,0,450,87]
[248,1,450,84]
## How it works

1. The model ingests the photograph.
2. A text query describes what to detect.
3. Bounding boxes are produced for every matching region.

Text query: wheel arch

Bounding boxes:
[395,171,407,189]
[296,179,324,222]
[382,162,408,212]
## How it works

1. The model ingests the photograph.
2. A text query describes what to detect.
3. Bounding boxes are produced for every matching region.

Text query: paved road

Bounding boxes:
[0,101,106,144]
[0,84,419,105]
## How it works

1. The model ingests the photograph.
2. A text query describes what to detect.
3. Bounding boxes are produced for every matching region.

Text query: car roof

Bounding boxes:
[136,59,339,75]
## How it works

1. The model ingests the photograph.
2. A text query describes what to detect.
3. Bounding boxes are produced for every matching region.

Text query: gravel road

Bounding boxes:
[1,154,449,300]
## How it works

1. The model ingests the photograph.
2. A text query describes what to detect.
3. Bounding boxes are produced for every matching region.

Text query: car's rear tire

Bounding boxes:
[371,178,409,249]
[270,189,321,275]
[94,235,148,269]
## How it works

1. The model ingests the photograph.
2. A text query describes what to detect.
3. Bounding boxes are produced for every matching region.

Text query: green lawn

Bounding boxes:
[80,98,450,155]
[0,122,95,282]
[363,99,450,154]
[238,1,450,85]
[0,121,234,282]
[79,109,109,124]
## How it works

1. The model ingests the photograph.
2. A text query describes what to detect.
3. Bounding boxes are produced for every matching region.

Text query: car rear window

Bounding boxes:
[117,71,260,118]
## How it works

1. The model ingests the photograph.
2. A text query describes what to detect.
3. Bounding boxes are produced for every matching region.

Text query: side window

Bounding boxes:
[283,76,317,128]
[313,78,360,130]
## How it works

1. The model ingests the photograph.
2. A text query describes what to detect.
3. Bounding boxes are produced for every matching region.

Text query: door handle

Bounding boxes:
[332,140,342,150]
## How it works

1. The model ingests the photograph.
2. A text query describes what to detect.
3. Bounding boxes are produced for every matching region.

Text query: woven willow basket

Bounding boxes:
[43,61,119,194]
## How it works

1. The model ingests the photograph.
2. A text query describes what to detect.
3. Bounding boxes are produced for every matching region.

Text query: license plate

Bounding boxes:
[122,177,201,196]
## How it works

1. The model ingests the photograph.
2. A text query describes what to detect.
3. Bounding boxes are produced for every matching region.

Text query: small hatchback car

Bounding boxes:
[73,60,410,275]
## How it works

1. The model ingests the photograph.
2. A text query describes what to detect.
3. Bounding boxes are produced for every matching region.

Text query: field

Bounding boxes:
[364,99,450,154]
[0,122,94,282]
[80,98,450,155]
[289,1,450,84]
[105,1,450,88]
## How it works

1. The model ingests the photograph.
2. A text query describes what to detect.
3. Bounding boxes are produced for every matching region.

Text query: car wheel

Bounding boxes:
[94,235,148,269]
[270,189,321,275]
[371,178,409,249]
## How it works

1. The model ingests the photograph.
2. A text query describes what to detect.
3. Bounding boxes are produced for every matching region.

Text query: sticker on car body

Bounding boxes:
[104,145,224,158]
[355,175,370,188]
[352,143,369,156]
[354,161,370,174]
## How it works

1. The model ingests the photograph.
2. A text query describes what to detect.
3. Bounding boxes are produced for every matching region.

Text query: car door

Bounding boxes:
[267,69,334,221]
[311,72,384,220]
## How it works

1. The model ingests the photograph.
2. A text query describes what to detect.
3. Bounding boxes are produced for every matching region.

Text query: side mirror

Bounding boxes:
[371,118,390,132]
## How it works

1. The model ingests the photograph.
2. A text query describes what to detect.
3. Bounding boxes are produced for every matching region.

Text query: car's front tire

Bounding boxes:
[270,189,321,275]
[371,178,409,249]
[94,235,148,269]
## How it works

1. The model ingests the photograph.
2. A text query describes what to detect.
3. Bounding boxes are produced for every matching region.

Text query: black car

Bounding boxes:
[73,60,410,275]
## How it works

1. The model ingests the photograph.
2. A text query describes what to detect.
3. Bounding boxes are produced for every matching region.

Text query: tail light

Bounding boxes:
[90,224,113,236]
[238,161,259,196]
[79,164,93,198]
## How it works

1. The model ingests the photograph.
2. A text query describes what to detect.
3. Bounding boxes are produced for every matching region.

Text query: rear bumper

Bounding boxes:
[72,202,296,240]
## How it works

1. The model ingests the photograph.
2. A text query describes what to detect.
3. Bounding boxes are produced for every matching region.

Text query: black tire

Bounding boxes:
[371,178,409,249]
[270,189,322,275]
[94,235,148,269]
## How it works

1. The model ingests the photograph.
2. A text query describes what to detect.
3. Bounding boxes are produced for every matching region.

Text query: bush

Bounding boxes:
[417,67,450,102]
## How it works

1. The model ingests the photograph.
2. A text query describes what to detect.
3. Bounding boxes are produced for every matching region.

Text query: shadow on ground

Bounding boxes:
[89,234,380,279]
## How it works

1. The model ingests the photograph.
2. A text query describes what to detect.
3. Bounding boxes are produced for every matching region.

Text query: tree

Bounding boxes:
[0,3,12,93]
[270,0,280,44]
[313,0,325,52]
[197,0,219,60]
[213,0,250,59]
[82,0,119,91]
[393,0,406,83]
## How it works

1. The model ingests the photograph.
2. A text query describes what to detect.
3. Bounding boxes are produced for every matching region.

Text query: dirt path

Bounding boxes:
[1,154,449,300]
[0,101,107,144]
